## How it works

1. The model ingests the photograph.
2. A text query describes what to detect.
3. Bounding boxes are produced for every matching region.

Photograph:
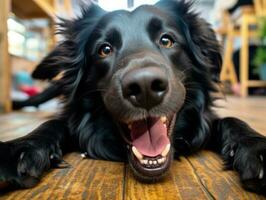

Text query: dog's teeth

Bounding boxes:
[143,160,148,165]
[153,160,157,165]
[132,146,143,160]
[149,160,153,165]
[259,168,264,179]
[161,116,167,123]
[161,144,171,157]
[158,158,163,164]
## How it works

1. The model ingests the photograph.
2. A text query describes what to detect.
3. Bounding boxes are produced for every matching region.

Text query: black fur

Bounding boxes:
[1,0,266,195]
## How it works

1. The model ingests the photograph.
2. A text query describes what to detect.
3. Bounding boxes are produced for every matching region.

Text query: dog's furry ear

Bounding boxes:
[32,42,70,80]
[32,3,106,80]
[181,16,222,82]
[156,0,222,82]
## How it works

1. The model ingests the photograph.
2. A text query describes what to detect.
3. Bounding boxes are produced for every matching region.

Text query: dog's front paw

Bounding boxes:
[226,138,266,194]
[0,140,64,188]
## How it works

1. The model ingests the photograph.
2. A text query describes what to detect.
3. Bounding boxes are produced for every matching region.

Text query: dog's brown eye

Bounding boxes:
[159,35,174,48]
[98,44,113,57]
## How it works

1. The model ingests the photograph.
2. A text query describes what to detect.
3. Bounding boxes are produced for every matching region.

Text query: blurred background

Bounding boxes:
[0,0,266,113]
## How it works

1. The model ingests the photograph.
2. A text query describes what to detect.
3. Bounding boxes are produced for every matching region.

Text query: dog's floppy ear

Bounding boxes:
[156,0,222,82]
[181,16,222,82]
[32,42,69,80]
[32,3,106,80]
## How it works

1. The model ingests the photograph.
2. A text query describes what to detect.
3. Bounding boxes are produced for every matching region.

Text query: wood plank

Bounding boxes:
[247,81,266,87]
[0,0,11,113]
[33,0,56,19]
[0,153,125,200]
[0,112,52,139]
[215,97,266,135]
[187,151,265,200]
[0,120,47,142]
[12,0,53,19]
[240,15,249,97]
[124,157,211,200]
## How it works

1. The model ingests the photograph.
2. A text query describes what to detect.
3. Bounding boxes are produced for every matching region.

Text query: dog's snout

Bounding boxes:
[122,67,169,109]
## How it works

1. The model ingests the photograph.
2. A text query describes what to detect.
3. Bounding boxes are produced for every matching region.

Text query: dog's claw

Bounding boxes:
[259,154,263,162]
[20,152,25,160]
[56,160,71,168]
[81,152,88,159]
[229,149,234,157]
[49,153,70,168]
[259,168,264,179]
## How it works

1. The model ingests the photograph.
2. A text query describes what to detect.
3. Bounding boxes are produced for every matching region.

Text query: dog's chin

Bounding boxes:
[118,114,177,182]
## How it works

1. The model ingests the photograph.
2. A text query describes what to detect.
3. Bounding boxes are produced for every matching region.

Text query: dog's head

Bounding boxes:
[34,0,222,181]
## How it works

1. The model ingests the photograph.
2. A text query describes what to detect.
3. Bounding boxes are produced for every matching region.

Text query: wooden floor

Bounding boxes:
[0,97,266,200]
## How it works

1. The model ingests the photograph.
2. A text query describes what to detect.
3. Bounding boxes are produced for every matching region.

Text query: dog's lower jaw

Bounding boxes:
[122,114,177,181]
[128,148,173,182]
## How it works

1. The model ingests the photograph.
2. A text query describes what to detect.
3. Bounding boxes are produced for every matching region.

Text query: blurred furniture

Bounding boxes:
[12,0,73,19]
[220,0,266,97]
[0,0,74,113]
[12,0,74,50]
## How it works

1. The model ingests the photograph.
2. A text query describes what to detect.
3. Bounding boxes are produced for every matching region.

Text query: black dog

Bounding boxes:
[1,0,266,194]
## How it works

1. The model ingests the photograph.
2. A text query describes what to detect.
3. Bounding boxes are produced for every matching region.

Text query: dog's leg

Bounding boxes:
[210,117,266,194]
[0,119,69,188]
[12,82,62,110]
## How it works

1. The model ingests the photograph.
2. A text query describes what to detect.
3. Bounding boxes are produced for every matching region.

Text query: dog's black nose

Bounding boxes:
[122,67,169,109]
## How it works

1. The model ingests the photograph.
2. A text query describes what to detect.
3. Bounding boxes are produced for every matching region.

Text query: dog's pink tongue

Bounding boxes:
[131,118,169,157]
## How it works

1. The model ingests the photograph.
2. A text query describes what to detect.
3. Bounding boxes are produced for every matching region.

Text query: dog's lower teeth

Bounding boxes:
[142,160,148,164]
[161,144,171,157]
[139,157,166,166]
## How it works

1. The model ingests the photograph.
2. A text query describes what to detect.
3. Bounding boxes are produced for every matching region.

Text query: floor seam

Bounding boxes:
[186,157,216,200]
[122,163,127,200]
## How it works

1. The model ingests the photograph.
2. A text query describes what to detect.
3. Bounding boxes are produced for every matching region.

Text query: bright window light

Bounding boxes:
[97,0,127,11]
[7,18,26,33]
[97,0,160,11]
[133,0,159,8]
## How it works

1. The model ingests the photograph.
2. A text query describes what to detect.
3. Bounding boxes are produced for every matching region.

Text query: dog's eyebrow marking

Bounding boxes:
[147,17,162,40]
[105,28,122,49]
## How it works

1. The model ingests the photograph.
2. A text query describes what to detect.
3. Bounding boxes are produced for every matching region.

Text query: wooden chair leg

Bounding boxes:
[240,15,249,97]
[221,26,238,85]
[0,0,11,112]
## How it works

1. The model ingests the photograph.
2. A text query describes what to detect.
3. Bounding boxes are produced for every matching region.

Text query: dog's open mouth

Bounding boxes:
[119,114,176,181]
